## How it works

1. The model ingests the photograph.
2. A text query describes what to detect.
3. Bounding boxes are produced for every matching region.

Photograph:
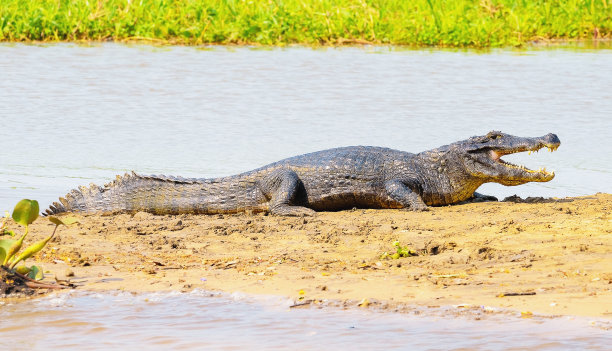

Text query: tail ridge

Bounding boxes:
[44,172,142,216]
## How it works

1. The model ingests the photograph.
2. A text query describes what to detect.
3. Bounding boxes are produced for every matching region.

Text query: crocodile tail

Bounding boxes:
[45,171,264,215]
[44,172,141,216]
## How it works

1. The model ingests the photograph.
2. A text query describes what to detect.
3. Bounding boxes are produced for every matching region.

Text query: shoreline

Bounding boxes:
[2,38,611,50]
[14,286,612,329]
[6,193,612,318]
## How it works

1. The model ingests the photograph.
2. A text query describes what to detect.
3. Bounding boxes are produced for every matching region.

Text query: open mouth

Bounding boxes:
[489,143,559,177]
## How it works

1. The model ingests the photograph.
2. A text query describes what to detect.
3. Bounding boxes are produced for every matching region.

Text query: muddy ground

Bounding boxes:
[8,193,611,317]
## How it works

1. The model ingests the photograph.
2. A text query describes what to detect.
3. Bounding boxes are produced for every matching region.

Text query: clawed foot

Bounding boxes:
[270,205,316,217]
[404,203,428,212]
[412,206,429,212]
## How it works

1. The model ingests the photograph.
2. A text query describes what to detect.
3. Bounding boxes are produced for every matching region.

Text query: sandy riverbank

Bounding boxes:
[16,193,612,317]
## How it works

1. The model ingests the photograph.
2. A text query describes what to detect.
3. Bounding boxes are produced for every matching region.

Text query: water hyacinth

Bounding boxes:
[1,199,78,280]
[2,199,38,266]
[0,0,609,47]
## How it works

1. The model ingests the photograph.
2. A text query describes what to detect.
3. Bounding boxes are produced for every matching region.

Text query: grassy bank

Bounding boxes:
[0,0,610,47]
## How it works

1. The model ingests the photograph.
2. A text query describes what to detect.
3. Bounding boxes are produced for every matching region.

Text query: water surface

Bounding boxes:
[1,290,610,350]
[1,44,611,209]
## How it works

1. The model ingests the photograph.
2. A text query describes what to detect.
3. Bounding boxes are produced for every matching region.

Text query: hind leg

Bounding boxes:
[259,169,316,216]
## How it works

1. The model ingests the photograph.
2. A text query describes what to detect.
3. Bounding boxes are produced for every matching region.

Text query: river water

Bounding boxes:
[1,44,611,348]
[1,290,610,350]
[0,44,611,209]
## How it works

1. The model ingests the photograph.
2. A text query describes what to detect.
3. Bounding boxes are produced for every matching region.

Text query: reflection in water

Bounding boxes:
[0,44,611,209]
[1,291,610,350]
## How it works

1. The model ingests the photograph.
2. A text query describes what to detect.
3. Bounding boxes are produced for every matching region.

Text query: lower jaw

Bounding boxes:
[499,176,553,185]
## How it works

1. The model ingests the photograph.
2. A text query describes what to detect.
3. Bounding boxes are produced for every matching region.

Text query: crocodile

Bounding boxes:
[45,131,560,217]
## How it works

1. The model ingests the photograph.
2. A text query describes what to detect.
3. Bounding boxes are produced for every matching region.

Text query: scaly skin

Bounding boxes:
[45,131,561,216]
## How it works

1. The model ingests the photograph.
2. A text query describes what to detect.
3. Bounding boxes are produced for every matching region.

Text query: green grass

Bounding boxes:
[0,0,610,47]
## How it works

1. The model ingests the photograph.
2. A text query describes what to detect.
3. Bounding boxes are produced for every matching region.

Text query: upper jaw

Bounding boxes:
[488,135,560,181]
[489,139,560,159]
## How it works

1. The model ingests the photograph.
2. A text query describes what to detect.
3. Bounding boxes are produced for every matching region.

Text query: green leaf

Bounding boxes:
[3,233,26,266]
[28,265,44,280]
[48,216,63,226]
[2,229,16,237]
[62,217,79,225]
[12,199,39,226]
[15,265,31,275]
[48,216,79,226]
[0,238,17,264]
[9,235,52,268]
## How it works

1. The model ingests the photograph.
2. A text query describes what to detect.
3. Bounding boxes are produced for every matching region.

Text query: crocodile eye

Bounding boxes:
[487,131,502,140]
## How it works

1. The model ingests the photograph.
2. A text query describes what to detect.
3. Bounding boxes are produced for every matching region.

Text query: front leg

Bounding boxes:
[259,168,316,216]
[384,179,428,211]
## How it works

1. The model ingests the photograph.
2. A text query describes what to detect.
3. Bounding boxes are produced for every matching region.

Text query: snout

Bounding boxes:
[543,133,561,147]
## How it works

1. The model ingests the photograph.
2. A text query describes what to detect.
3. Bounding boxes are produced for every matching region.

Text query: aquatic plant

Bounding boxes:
[0,199,77,280]
[380,240,417,259]
[0,0,609,47]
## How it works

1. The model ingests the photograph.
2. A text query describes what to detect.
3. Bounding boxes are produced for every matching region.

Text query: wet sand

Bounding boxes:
[18,193,612,317]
